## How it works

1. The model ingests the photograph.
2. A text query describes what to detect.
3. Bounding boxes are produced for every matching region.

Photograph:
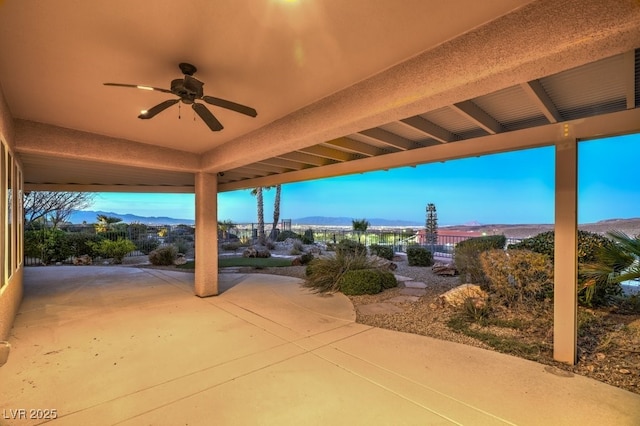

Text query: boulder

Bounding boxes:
[369,255,398,271]
[72,254,92,265]
[432,262,457,276]
[242,246,271,258]
[438,284,488,308]
[174,253,187,265]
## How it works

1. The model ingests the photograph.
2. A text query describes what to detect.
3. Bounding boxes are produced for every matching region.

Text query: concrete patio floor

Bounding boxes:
[1,266,639,425]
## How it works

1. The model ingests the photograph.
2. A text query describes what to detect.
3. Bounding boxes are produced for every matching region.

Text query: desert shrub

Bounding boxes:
[299,252,314,265]
[380,270,398,289]
[454,235,506,288]
[304,250,377,293]
[88,238,136,264]
[25,229,74,264]
[133,237,160,255]
[24,230,44,259]
[339,269,386,295]
[292,240,304,251]
[508,230,619,306]
[406,246,434,266]
[302,228,315,244]
[149,246,178,266]
[277,230,301,241]
[480,249,553,308]
[508,230,613,263]
[335,239,366,256]
[369,244,394,260]
[66,233,104,257]
[221,242,241,251]
[172,237,191,254]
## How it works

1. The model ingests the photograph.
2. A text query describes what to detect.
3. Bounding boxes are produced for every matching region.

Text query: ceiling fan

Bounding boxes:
[104,63,257,131]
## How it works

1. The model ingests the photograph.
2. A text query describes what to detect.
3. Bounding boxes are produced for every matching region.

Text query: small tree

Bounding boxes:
[88,238,135,264]
[24,191,95,230]
[95,215,123,233]
[425,203,438,246]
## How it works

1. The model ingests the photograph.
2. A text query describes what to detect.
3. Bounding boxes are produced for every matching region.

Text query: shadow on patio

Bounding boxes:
[1,266,639,425]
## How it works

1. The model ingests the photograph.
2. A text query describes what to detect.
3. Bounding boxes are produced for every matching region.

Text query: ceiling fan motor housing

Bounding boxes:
[171,76,204,103]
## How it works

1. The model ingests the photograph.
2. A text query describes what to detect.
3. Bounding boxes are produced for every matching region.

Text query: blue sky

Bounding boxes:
[88,133,640,225]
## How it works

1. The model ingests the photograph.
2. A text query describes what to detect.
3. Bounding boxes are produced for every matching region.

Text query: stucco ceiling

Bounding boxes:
[1,0,639,192]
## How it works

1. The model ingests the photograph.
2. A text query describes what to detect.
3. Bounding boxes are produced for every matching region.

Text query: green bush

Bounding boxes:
[88,238,136,264]
[25,229,75,264]
[380,270,398,289]
[508,230,618,306]
[149,246,178,266]
[406,246,434,266]
[304,250,378,293]
[302,228,315,244]
[134,237,160,255]
[480,249,553,308]
[66,233,104,258]
[222,242,241,251]
[339,269,395,295]
[335,239,366,256]
[172,237,191,254]
[369,244,394,260]
[277,230,301,241]
[454,235,506,287]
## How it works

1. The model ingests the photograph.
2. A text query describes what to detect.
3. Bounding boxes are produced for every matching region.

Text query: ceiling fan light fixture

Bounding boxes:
[106,63,257,131]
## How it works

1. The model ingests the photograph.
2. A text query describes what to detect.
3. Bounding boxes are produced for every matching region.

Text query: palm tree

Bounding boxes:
[218,220,236,241]
[269,185,282,241]
[95,214,122,233]
[352,218,370,244]
[581,231,640,303]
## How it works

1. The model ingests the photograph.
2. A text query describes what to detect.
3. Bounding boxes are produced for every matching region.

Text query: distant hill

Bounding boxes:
[68,210,194,225]
[291,216,422,227]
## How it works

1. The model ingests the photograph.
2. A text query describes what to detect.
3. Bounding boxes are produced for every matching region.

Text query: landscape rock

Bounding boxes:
[72,255,92,265]
[432,262,457,276]
[369,255,397,271]
[404,281,426,289]
[242,246,271,258]
[173,254,187,265]
[438,284,488,308]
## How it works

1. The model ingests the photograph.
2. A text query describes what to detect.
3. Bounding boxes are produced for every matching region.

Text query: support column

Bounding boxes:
[194,172,218,297]
[553,135,578,364]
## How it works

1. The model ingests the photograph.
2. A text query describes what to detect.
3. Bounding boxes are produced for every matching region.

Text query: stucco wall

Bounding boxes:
[0,83,23,342]
[0,269,23,341]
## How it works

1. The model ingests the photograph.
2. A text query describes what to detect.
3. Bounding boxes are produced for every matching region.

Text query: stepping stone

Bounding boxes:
[358,303,404,316]
[400,288,427,297]
[394,275,414,282]
[388,295,420,303]
[404,281,426,289]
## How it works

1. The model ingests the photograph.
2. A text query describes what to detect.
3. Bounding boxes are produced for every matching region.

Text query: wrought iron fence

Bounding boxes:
[24,224,195,266]
[24,221,521,266]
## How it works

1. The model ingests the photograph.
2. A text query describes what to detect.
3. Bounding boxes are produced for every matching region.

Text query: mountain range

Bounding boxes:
[68,210,195,225]
[68,211,421,227]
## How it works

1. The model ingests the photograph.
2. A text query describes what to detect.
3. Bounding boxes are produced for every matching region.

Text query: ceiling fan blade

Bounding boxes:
[202,96,257,117]
[104,83,172,94]
[192,103,223,131]
[138,99,179,119]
